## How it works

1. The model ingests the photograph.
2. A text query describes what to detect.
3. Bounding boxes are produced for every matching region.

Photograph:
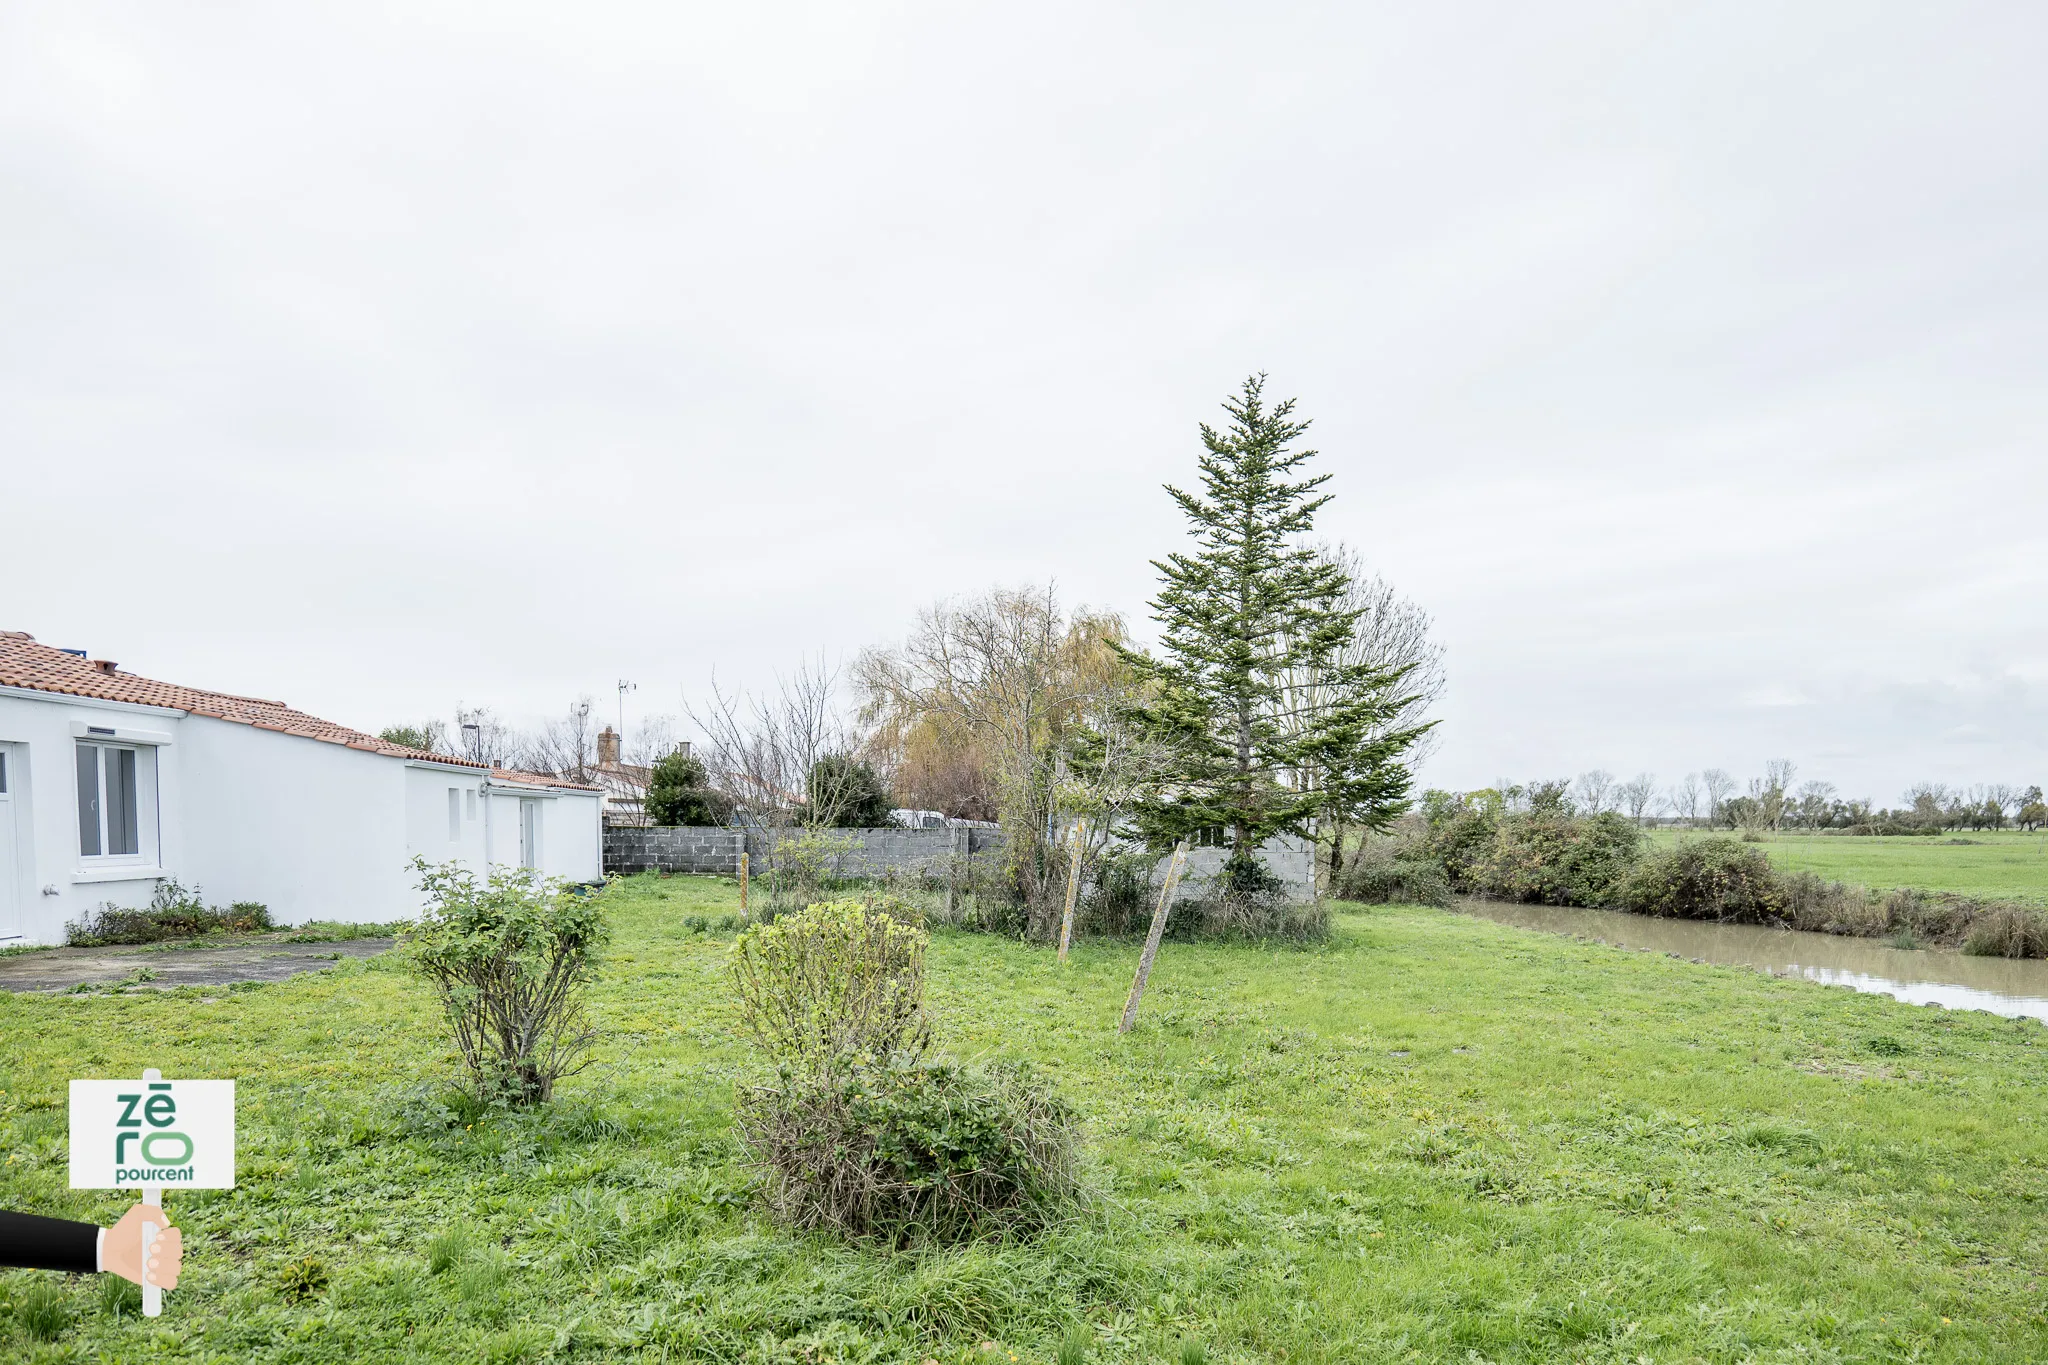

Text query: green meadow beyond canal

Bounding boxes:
[3,875,2045,1362]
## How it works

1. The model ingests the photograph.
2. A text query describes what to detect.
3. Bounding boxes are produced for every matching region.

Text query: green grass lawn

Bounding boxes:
[1646,829,2048,903]
[5,874,2048,1363]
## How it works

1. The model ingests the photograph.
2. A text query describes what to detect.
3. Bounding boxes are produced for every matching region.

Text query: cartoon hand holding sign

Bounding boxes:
[67,1068,234,1316]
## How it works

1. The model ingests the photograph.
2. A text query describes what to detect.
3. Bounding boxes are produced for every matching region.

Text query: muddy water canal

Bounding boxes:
[1457,898,2048,1023]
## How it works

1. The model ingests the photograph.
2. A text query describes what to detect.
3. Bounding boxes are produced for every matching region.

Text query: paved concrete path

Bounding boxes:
[0,938,395,993]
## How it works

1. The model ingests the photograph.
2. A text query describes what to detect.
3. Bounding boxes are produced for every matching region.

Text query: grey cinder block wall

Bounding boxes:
[603,825,1004,878]
[605,825,1317,902]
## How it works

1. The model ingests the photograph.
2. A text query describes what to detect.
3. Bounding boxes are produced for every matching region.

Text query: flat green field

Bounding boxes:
[5,877,2048,1362]
[1648,829,2048,903]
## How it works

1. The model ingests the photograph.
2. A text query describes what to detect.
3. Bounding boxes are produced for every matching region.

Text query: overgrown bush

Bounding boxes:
[66,879,272,945]
[1335,850,1452,907]
[736,1056,1080,1245]
[1469,811,1640,907]
[1072,850,1154,937]
[406,860,609,1107]
[729,898,1081,1244]
[760,829,862,917]
[1619,837,1780,923]
[729,897,931,1071]
[1416,793,1500,891]
[1961,902,2048,958]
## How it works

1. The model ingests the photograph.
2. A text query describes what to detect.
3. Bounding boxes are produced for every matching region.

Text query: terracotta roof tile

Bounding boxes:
[0,630,488,769]
[489,766,604,793]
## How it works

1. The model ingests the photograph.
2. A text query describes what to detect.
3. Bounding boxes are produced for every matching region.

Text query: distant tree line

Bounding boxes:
[1481,764,2047,836]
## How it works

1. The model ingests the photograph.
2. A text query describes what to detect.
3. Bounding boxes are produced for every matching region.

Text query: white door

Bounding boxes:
[0,751,20,941]
[519,798,540,870]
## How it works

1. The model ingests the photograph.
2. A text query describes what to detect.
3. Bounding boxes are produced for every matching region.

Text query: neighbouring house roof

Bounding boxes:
[489,766,604,794]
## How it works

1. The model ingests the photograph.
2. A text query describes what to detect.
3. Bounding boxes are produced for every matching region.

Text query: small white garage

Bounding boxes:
[0,631,604,947]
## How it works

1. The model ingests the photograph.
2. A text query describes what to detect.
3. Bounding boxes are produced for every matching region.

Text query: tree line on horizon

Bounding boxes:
[1466,765,2047,835]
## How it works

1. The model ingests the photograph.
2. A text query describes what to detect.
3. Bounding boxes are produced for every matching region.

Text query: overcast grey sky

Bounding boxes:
[4,2,2044,803]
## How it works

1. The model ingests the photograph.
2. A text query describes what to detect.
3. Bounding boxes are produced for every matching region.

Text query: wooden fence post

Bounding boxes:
[1057,818,1087,964]
[1119,840,1189,1034]
[738,849,750,921]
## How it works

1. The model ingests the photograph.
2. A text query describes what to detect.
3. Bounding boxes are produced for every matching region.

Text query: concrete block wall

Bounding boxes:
[1160,834,1317,902]
[603,824,1006,878]
[608,824,1318,903]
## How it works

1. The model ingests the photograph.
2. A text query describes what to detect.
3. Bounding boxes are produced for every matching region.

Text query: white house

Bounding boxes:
[0,631,604,947]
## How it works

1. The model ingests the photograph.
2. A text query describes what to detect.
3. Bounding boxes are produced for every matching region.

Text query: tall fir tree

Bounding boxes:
[1123,375,1424,882]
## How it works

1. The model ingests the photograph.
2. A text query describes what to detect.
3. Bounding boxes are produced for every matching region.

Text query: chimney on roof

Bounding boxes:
[597,726,620,768]
[90,659,118,674]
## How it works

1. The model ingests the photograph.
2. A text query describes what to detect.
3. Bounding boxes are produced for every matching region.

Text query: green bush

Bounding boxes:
[1335,851,1452,907]
[728,898,1081,1244]
[66,879,273,945]
[1620,837,1780,923]
[1072,850,1154,937]
[729,898,931,1074]
[1470,811,1640,907]
[406,860,610,1106]
[736,1056,1080,1245]
[644,750,731,827]
[1416,794,1499,891]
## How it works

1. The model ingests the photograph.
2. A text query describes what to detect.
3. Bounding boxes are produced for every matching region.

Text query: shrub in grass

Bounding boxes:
[737,1055,1080,1245]
[1619,837,1780,923]
[1471,811,1640,907]
[65,879,273,945]
[729,897,931,1072]
[729,898,1080,1244]
[406,859,610,1107]
[1335,848,1452,907]
[1074,850,1155,937]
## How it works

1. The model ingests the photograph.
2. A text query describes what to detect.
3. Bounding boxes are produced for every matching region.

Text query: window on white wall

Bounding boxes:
[447,788,461,841]
[465,788,476,821]
[76,741,143,859]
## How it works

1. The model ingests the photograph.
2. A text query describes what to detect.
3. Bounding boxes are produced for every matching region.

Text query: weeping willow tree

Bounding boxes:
[855,585,1132,931]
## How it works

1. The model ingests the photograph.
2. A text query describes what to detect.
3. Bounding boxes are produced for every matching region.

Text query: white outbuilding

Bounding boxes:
[0,631,604,947]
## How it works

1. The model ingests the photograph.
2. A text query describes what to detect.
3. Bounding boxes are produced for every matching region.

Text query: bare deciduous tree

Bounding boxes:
[518,697,603,783]
[1615,772,1659,826]
[1701,769,1736,826]
[454,705,516,768]
[688,658,870,827]
[1572,769,1615,815]
[1668,773,1704,828]
[1792,779,1837,829]
[1281,543,1446,881]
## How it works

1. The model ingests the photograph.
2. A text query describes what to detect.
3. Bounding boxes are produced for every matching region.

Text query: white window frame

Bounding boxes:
[447,787,461,841]
[74,738,159,868]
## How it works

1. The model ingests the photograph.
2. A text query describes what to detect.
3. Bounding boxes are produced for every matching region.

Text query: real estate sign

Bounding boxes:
[69,1078,236,1190]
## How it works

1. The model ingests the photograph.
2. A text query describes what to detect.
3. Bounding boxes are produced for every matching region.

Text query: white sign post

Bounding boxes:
[70,1069,235,1316]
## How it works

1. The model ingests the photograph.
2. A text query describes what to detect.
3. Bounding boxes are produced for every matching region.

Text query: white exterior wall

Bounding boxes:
[0,685,603,946]
[478,786,604,884]
[0,690,187,945]
[171,713,417,925]
[404,765,490,875]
